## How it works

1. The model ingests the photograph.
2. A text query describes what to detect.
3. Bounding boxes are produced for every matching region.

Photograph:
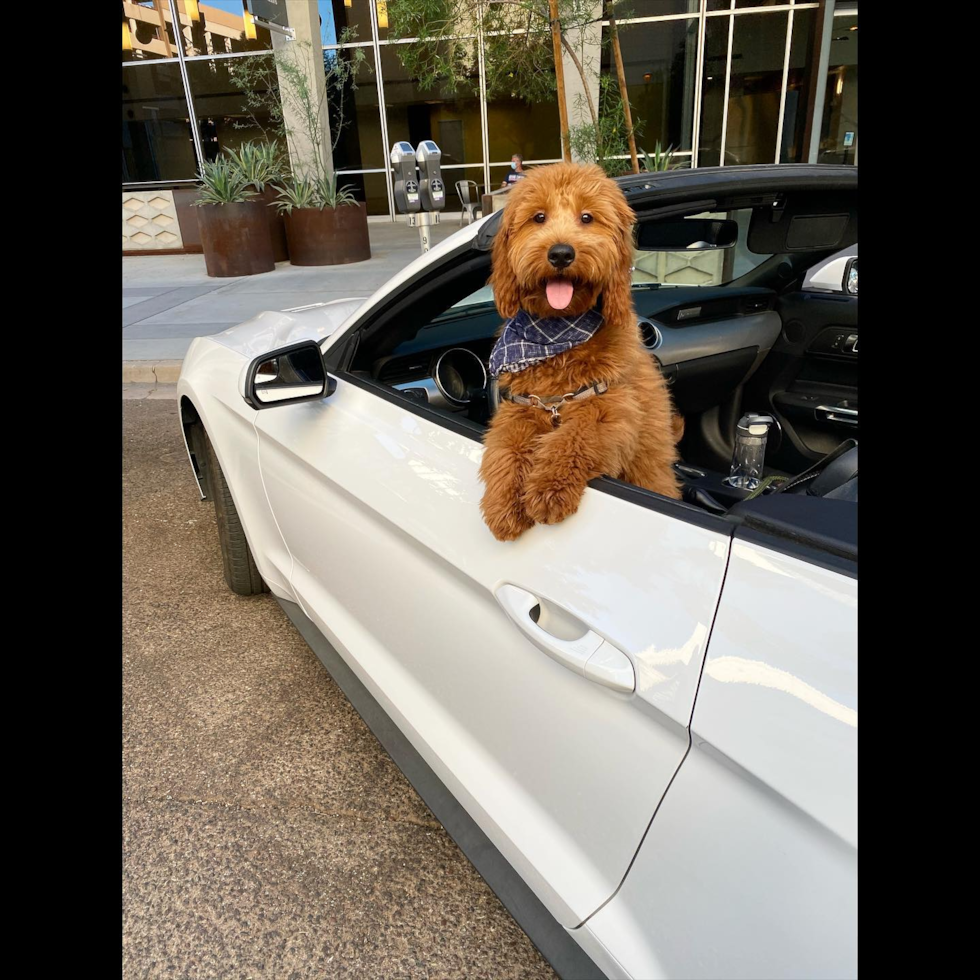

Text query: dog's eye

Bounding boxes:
[580,212,594,224]
[533,212,546,224]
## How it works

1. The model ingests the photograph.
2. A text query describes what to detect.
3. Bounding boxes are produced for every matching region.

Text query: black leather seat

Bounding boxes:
[786,445,858,502]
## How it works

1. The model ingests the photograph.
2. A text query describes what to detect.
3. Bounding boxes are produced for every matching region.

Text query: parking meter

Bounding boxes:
[416,140,446,212]
[390,141,420,214]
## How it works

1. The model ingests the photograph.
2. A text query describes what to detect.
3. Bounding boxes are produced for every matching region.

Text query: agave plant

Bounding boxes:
[193,158,257,205]
[273,175,320,213]
[640,141,684,173]
[317,174,359,209]
[223,140,285,191]
[274,174,359,213]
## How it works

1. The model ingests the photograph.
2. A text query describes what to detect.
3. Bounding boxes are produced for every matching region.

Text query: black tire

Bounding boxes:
[202,430,269,596]
[187,421,212,500]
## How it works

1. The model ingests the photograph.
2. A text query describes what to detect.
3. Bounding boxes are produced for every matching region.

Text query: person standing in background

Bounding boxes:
[500,154,527,188]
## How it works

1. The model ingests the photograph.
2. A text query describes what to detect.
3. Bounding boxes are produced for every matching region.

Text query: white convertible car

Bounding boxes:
[177,165,857,980]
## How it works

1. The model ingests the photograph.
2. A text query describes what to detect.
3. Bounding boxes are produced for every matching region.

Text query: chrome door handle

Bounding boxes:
[816,404,859,426]
[494,584,635,693]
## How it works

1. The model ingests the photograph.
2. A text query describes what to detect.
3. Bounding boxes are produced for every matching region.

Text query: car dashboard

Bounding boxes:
[366,285,783,426]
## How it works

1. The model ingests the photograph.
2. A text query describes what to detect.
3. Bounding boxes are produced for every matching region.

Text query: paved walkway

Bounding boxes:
[123,220,467,363]
[123,393,555,980]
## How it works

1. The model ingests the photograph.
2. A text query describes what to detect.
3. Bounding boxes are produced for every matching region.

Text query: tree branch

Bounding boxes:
[560,31,597,128]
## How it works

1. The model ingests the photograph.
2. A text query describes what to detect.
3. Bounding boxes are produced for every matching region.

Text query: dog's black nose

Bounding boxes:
[547,243,575,270]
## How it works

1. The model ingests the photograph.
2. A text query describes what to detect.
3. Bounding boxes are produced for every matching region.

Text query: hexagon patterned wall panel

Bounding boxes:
[122,191,183,250]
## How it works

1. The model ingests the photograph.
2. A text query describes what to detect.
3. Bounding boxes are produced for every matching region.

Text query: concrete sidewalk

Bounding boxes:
[123,219,467,373]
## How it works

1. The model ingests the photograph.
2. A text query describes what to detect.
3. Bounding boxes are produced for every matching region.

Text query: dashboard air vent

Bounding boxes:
[638,317,663,351]
[377,356,430,385]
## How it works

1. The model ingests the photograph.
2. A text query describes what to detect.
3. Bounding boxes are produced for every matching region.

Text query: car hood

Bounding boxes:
[199,218,488,362]
[206,297,368,360]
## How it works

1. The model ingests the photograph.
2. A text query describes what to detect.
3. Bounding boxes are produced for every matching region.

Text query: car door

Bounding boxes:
[251,164,856,930]
[253,371,730,929]
[743,246,858,473]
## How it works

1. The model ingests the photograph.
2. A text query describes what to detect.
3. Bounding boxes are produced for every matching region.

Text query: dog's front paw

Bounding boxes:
[481,495,535,542]
[522,476,585,526]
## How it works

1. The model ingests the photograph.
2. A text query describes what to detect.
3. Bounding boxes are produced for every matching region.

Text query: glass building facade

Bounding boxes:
[123,0,857,224]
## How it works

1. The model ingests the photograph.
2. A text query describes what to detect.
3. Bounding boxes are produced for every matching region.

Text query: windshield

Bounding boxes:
[455,206,771,310]
[632,208,771,288]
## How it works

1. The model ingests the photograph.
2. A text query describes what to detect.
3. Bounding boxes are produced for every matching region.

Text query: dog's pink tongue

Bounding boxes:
[546,279,574,311]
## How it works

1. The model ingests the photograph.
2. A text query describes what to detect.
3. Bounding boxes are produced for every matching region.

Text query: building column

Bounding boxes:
[561,3,602,164]
[277,0,334,181]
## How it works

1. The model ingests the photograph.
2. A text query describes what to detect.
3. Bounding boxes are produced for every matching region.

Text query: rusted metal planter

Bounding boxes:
[256,185,289,263]
[196,202,275,278]
[283,202,371,266]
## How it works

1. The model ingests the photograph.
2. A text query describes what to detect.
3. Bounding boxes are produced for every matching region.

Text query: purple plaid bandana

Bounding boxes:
[488,308,605,378]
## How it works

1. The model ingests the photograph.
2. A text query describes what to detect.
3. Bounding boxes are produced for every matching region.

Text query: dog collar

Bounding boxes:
[500,380,609,427]
[489,307,605,378]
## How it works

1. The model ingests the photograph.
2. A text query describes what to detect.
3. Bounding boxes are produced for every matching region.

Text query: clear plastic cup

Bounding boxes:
[723,414,774,491]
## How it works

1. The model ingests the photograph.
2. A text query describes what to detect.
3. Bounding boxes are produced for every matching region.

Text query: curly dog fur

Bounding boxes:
[479,163,683,541]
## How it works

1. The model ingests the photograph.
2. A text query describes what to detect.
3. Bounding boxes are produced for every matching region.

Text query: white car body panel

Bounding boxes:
[175,179,858,976]
[573,541,857,979]
[177,337,294,598]
[253,379,730,927]
[203,298,366,362]
[802,243,858,293]
[178,299,367,589]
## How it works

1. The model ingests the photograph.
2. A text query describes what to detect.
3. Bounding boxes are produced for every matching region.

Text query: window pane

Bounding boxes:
[318,1,378,46]
[188,55,282,162]
[328,46,384,169]
[601,16,699,156]
[818,14,858,164]
[123,62,198,181]
[381,43,483,166]
[335,171,389,215]
[123,1,180,62]
[482,18,560,165]
[171,0,277,57]
[724,12,788,165]
[486,94,561,166]
[780,7,816,162]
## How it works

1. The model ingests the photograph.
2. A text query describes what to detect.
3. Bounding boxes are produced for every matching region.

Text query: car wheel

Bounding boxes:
[202,430,269,596]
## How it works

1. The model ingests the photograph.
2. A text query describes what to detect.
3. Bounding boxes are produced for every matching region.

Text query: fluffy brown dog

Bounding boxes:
[479,163,682,542]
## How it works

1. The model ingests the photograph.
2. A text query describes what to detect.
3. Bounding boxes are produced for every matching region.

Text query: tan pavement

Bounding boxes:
[122,392,556,980]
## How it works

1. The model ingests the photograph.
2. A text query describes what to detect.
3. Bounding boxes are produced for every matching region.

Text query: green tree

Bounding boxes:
[228,29,369,184]
[385,0,640,168]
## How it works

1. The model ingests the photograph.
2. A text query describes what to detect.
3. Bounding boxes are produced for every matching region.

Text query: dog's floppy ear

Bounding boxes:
[600,186,638,327]
[490,203,521,319]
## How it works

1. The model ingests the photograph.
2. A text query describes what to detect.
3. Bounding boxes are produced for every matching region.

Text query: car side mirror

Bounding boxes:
[244,341,337,410]
[843,257,858,295]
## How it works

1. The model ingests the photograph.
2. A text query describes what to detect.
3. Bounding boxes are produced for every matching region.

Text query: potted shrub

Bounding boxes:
[225,140,289,262]
[275,173,370,266]
[193,158,274,278]
[229,38,371,266]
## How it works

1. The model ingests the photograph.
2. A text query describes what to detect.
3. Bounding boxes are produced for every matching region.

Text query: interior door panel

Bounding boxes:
[743,290,857,474]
